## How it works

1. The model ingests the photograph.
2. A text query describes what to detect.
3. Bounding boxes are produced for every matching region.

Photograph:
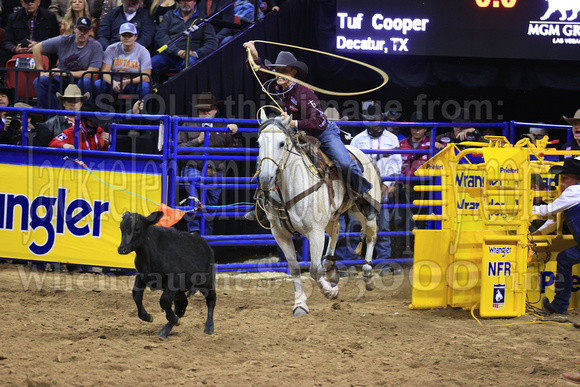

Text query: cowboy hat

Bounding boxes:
[0,87,15,106]
[56,84,90,102]
[194,92,223,110]
[324,107,348,122]
[549,156,580,176]
[80,103,108,126]
[14,102,44,121]
[264,51,308,79]
[451,108,470,123]
[563,109,580,124]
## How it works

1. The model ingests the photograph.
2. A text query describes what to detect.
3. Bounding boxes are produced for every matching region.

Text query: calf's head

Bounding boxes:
[118,211,164,255]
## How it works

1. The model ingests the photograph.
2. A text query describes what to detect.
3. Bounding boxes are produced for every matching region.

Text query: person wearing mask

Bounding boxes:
[48,104,109,150]
[35,84,89,146]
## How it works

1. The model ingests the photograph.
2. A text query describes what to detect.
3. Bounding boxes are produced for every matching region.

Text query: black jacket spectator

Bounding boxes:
[0,0,51,28]
[155,8,217,59]
[1,6,59,53]
[97,6,156,50]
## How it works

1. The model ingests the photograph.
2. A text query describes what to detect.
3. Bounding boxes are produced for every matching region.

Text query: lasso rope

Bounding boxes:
[64,156,161,207]
[469,301,577,328]
[248,40,389,97]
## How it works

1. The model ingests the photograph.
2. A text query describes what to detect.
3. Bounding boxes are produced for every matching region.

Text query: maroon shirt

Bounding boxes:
[254,57,328,135]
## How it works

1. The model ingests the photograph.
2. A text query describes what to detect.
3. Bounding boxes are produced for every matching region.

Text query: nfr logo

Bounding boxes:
[488,260,512,276]
[540,271,580,293]
[492,284,506,309]
[0,188,110,255]
[488,246,513,258]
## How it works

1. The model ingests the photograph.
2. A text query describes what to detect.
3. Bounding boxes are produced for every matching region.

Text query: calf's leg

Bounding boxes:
[133,274,153,322]
[158,288,180,339]
[174,291,188,318]
[203,287,216,335]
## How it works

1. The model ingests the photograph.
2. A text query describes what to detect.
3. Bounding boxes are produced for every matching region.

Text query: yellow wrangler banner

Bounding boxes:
[0,164,162,268]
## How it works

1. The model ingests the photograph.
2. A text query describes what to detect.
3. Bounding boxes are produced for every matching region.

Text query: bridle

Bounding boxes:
[253,118,329,232]
[253,118,300,192]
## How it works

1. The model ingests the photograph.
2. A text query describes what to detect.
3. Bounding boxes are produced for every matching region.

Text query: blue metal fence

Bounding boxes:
[0,105,539,273]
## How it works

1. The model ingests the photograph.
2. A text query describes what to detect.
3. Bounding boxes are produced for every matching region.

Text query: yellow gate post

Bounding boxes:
[410,136,580,317]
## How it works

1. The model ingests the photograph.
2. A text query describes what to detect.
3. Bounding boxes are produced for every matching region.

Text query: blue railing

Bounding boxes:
[0,106,535,272]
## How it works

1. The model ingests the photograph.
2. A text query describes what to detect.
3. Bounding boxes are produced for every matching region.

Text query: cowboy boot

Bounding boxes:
[244,203,268,223]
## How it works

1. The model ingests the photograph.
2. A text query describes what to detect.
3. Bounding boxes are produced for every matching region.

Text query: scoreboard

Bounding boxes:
[336,0,580,60]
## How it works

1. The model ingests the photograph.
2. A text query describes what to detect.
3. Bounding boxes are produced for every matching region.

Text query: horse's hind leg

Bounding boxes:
[308,228,339,300]
[354,212,378,291]
[323,220,340,285]
[273,228,309,316]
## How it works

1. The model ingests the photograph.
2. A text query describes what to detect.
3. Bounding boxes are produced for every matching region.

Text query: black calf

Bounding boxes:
[118,211,216,338]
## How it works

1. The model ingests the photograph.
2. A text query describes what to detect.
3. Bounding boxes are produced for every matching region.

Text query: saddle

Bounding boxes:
[295,132,379,217]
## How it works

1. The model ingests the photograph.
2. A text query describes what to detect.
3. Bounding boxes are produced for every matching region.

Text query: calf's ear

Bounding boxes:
[146,211,165,225]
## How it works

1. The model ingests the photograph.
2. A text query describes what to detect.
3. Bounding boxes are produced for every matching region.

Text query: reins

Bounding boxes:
[254,118,329,232]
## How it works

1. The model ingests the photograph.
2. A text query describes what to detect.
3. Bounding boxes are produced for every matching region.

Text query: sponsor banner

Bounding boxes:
[0,164,162,268]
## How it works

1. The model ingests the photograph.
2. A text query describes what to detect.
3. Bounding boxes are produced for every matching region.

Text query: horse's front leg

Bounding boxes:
[272,228,309,316]
[308,229,339,300]
[323,220,340,285]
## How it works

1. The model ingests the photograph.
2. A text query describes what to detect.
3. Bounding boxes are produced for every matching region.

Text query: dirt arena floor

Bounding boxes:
[0,263,578,387]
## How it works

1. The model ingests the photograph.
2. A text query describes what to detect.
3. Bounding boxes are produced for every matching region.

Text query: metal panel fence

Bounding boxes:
[3,105,567,273]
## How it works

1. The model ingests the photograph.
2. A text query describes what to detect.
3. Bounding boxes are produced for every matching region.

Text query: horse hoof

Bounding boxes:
[364,281,376,291]
[140,313,153,323]
[325,273,339,285]
[325,287,339,300]
[293,306,309,317]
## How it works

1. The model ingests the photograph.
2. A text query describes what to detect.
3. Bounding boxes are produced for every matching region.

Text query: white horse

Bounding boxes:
[256,114,382,316]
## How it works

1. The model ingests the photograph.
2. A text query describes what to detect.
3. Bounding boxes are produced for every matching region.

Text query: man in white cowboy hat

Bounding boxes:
[34,84,90,146]
[49,103,109,150]
[242,41,377,221]
[561,109,580,160]
[532,157,580,316]
[178,91,241,235]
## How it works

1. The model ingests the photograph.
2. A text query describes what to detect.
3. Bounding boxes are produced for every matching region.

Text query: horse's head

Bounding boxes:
[257,111,293,191]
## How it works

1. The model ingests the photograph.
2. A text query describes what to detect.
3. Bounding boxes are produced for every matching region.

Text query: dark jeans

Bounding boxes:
[550,245,580,314]
[316,121,373,195]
